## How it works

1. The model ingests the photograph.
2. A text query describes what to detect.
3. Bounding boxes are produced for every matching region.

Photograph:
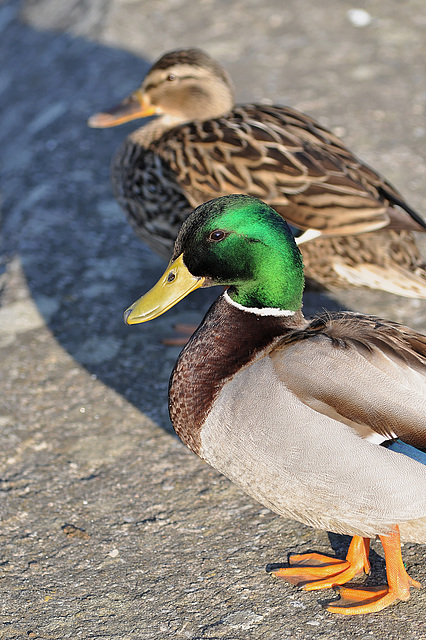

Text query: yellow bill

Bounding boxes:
[124,254,205,325]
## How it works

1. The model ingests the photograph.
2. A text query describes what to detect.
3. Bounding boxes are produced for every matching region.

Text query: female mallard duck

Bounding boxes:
[124,194,426,615]
[90,48,426,298]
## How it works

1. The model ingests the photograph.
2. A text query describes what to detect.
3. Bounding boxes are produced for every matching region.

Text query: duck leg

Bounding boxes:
[271,535,370,588]
[328,526,421,615]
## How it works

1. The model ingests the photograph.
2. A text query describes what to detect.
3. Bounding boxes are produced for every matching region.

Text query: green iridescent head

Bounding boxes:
[173,194,304,311]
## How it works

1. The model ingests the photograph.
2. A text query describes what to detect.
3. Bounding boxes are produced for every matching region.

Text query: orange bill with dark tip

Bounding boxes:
[88,90,158,128]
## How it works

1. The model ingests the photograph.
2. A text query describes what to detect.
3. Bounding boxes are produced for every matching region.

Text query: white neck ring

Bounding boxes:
[224,291,296,317]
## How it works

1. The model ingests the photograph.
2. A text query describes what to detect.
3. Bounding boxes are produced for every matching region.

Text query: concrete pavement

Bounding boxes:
[1,0,425,637]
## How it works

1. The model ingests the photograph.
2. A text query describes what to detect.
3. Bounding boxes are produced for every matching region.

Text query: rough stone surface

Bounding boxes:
[1,0,425,638]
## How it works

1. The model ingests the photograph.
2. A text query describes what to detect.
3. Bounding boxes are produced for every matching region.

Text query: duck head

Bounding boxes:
[124,194,305,324]
[88,48,235,130]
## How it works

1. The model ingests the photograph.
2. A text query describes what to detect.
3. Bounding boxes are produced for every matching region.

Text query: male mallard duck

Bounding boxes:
[90,48,426,298]
[125,194,426,615]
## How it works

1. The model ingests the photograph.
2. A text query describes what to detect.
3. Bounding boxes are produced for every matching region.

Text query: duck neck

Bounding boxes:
[169,293,306,456]
[223,291,298,317]
[129,117,175,147]
[226,241,304,313]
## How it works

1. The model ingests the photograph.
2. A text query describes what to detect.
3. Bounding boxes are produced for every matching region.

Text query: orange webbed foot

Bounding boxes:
[271,527,420,614]
[271,535,370,590]
[327,585,406,615]
[327,527,421,615]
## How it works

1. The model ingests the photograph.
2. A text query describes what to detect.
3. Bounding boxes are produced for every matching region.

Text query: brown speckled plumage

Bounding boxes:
[90,48,426,297]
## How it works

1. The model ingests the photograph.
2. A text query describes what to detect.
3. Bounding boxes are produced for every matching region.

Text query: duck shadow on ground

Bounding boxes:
[1,0,345,432]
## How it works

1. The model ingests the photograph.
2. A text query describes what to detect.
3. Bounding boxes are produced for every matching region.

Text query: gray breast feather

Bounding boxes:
[199,356,426,542]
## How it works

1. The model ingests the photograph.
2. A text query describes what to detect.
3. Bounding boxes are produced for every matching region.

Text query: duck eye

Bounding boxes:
[209,230,226,242]
[166,74,176,81]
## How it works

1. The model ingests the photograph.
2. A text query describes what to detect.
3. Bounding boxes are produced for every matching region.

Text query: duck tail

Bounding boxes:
[332,261,426,299]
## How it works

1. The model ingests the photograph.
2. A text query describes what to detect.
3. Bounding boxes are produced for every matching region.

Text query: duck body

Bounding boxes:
[125,194,426,613]
[170,295,426,542]
[91,48,426,297]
